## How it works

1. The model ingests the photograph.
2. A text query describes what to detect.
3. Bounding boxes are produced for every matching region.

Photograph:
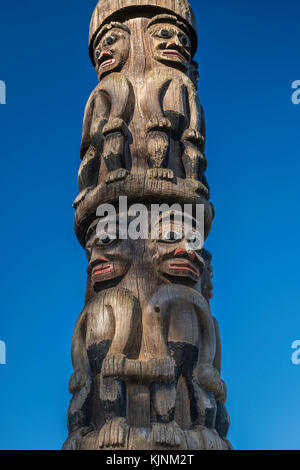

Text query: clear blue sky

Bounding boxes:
[0,0,299,450]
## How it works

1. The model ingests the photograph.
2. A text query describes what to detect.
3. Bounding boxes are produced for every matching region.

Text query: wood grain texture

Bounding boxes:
[64,0,232,451]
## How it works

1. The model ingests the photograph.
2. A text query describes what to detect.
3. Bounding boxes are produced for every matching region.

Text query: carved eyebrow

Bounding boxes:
[85,216,124,243]
[150,26,176,36]
[94,22,130,49]
[146,14,190,38]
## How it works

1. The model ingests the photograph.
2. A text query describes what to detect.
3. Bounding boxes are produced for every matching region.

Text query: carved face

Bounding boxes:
[147,19,192,71]
[85,219,131,291]
[94,24,130,79]
[149,215,204,285]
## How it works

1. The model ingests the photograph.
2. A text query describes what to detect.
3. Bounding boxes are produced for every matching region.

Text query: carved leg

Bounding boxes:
[101,118,129,183]
[74,135,103,209]
[99,375,127,448]
[98,290,142,447]
[215,402,231,439]
[146,120,172,179]
[182,142,206,181]
[101,290,141,377]
[99,73,133,184]
[182,129,206,182]
[79,144,101,189]
[152,382,176,422]
[67,369,93,434]
[151,380,184,448]
[191,378,217,429]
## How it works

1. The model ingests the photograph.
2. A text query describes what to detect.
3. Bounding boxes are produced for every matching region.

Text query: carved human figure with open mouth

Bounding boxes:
[73,22,134,210]
[93,22,131,80]
[149,211,205,285]
[86,218,131,290]
[146,14,192,72]
[65,218,142,449]
[140,14,207,184]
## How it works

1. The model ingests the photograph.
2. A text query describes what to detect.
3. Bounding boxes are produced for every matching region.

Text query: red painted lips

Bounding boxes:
[91,257,114,279]
[162,49,188,63]
[169,260,200,277]
[99,51,116,69]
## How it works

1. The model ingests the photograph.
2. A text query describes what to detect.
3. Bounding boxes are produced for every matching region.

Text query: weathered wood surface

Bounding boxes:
[64,0,231,451]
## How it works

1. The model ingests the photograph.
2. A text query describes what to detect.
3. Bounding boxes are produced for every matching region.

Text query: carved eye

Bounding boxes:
[103,35,117,47]
[97,233,117,246]
[157,28,173,39]
[179,34,190,48]
[161,230,182,243]
[186,231,203,250]
[95,49,101,60]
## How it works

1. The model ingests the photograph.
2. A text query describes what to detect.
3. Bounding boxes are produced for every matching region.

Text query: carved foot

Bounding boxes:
[182,129,204,146]
[146,117,172,133]
[185,178,210,199]
[98,418,129,449]
[152,421,182,448]
[146,168,174,181]
[185,177,200,190]
[106,168,129,184]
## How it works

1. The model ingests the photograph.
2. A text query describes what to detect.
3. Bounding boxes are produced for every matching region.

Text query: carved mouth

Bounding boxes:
[99,52,116,69]
[92,264,113,277]
[169,259,200,277]
[90,258,114,279]
[162,49,188,64]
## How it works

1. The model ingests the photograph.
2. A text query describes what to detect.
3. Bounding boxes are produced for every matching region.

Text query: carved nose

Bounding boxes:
[174,247,187,257]
[96,256,109,263]
[174,247,195,261]
[167,40,181,49]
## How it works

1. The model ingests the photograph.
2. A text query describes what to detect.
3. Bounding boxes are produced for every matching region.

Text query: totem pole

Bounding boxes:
[64,0,232,450]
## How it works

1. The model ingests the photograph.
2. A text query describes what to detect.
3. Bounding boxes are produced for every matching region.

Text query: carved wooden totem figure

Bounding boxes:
[64,0,232,450]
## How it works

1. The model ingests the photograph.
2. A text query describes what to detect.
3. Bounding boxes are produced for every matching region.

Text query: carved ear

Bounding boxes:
[190,59,199,86]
